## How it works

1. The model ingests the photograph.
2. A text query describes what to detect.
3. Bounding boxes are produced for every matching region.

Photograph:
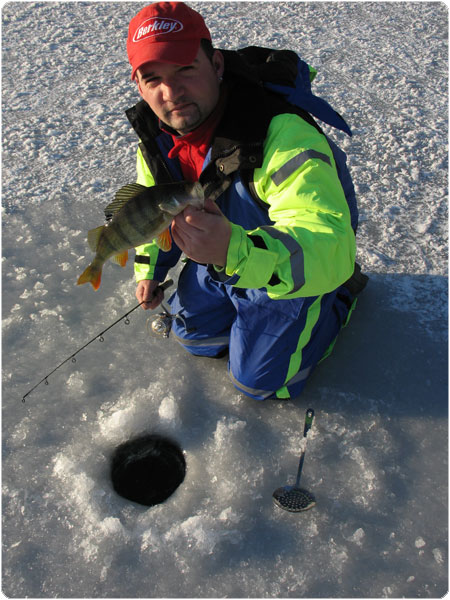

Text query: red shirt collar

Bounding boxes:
[163,85,228,180]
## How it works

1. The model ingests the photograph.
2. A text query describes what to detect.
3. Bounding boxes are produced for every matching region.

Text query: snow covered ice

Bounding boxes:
[2,2,448,597]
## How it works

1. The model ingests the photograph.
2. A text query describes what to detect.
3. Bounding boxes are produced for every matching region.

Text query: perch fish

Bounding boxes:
[77,181,204,290]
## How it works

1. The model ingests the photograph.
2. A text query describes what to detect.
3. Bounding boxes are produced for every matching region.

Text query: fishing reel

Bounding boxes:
[147,311,173,339]
[146,306,188,340]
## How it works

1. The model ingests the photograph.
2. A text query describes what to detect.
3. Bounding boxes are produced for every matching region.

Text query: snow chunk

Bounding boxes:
[349,528,365,546]
[66,372,85,394]
[98,405,136,440]
[165,515,219,554]
[213,416,246,448]
[158,393,179,424]
[99,517,125,537]
[140,529,161,553]
[39,308,59,318]
[164,510,243,556]
[432,548,444,564]
[218,507,240,523]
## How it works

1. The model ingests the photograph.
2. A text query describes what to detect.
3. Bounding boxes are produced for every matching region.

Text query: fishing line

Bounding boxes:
[21,279,173,403]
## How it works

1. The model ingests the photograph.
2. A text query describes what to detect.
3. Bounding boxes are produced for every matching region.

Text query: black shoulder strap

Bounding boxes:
[126,101,175,184]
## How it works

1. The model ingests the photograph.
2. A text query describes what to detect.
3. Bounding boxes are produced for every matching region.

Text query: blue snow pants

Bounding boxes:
[168,260,355,400]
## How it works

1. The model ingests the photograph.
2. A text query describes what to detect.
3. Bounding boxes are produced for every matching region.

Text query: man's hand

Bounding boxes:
[171,198,231,266]
[136,279,163,310]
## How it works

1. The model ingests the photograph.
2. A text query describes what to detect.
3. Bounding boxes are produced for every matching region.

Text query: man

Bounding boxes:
[125,1,366,400]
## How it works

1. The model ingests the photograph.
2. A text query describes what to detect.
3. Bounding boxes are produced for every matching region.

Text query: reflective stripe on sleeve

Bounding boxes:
[271,150,331,186]
[135,255,150,264]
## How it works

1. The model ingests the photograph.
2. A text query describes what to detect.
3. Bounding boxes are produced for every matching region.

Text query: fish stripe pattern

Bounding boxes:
[77,181,204,290]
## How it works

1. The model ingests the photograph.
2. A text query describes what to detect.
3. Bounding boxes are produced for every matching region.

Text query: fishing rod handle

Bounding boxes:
[159,278,174,292]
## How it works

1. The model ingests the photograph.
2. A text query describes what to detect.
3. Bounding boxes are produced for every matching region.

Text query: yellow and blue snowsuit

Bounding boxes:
[126,48,360,400]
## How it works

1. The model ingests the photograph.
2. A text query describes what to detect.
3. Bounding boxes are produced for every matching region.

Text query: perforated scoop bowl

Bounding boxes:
[273,486,316,512]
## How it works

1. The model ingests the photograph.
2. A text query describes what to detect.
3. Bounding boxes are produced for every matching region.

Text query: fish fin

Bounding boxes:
[158,198,182,216]
[104,183,149,220]
[156,228,172,252]
[77,264,102,290]
[87,226,104,253]
[111,250,128,267]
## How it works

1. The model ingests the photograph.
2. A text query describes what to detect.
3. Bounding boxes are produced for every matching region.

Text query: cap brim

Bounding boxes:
[130,39,201,80]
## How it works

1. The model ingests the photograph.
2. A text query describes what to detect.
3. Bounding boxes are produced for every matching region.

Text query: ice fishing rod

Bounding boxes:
[273,407,316,512]
[21,279,174,403]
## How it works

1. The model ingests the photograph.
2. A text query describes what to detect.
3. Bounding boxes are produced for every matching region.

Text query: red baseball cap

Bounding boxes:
[127,2,212,80]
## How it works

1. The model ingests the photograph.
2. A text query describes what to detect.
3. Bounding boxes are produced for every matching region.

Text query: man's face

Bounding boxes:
[136,47,224,135]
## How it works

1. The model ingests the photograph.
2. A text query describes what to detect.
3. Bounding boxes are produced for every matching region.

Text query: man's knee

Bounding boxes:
[173,331,230,358]
[227,362,312,401]
[228,367,276,400]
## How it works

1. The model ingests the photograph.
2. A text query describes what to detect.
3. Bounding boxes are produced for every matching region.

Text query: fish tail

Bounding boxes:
[77,263,102,290]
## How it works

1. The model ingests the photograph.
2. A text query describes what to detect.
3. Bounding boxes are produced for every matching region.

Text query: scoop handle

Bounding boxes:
[295,408,315,488]
[303,408,315,436]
